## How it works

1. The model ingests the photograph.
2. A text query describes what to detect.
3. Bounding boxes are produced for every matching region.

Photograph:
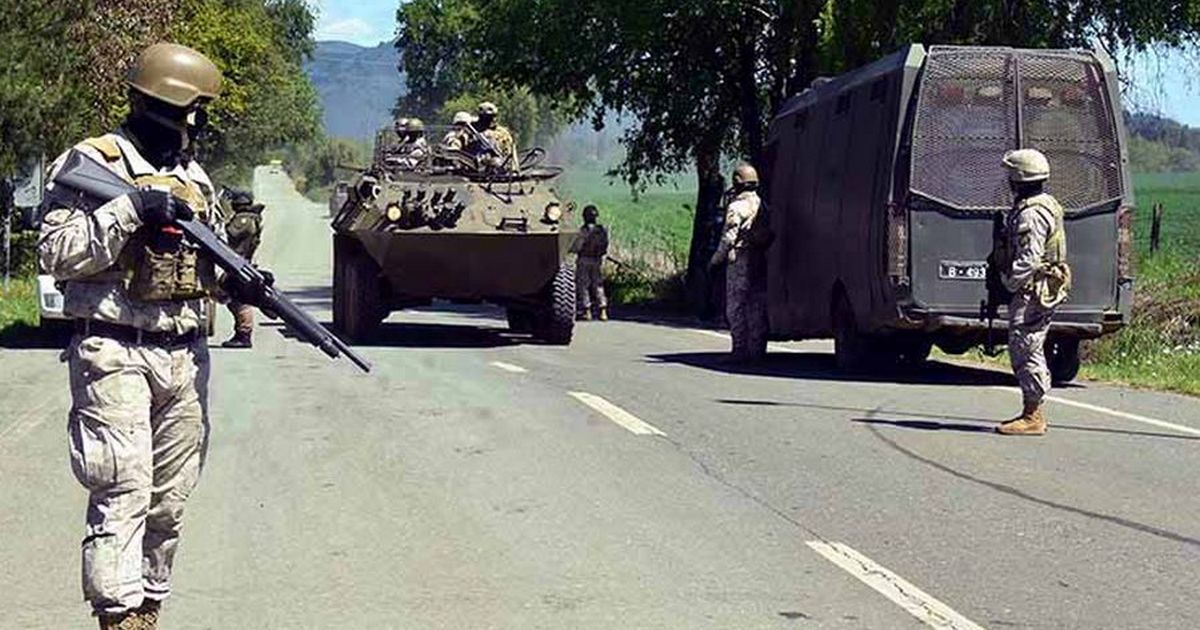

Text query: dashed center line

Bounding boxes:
[990,386,1200,437]
[569,392,666,436]
[489,361,529,374]
[806,541,985,630]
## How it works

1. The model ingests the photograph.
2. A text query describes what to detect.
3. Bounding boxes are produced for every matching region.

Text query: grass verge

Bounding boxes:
[0,277,39,334]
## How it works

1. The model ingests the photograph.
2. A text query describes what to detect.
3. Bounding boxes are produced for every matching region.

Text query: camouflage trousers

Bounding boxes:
[67,333,211,616]
[726,254,768,360]
[227,301,255,336]
[576,256,607,312]
[1008,292,1056,406]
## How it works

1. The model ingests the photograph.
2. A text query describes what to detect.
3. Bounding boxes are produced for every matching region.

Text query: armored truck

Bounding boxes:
[764,45,1134,381]
[331,136,578,344]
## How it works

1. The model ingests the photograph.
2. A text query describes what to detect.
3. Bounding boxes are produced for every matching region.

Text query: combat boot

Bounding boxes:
[578,310,592,321]
[598,307,609,321]
[997,403,1047,436]
[221,331,252,349]
[137,599,161,629]
[97,611,144,630]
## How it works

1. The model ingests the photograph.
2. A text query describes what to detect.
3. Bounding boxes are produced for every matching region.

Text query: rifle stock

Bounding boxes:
[51,149,371,373]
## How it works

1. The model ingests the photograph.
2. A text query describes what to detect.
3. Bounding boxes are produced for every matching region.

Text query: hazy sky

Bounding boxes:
[312,0,1200,126]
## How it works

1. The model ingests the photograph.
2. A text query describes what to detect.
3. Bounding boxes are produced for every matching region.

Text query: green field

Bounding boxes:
[558,168,695,271]
[1079,173,1200,394]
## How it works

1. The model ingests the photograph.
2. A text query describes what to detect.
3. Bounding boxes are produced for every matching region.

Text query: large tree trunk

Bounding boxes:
[737,21,764,167]
[685,141,726,318]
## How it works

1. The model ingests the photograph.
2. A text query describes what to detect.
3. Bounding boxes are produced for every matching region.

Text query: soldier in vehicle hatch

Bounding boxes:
[391,118,429,170]
[992,149,1072,436]
[471,101,519,170]
[221,189,265,348]
[570,204,609,321]
[38,43,224,629]
[442,111,476,152]
[709,163,770,362]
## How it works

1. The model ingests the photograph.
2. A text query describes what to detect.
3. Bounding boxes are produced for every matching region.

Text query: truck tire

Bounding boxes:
[1048,337,1081,384]
[333,238,383,342]
[895,338,933,367]
[506,307,534,334]
[535,266,575,345]
[833,292,870,372]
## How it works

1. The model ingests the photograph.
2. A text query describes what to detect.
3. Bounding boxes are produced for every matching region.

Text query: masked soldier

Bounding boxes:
[569,204,609,321]
[472,101,519,170]
[994,148,1072,436]
[709,164,769,362]
[221,189,265,348]
[391,117,429,170]
[442,111,476,151]
[38,43,224,629]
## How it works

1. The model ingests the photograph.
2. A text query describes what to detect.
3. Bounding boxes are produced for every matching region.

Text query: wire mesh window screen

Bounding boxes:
[912,51,1016,209]
[1020,53,1123,210]
[911,48,1123,212]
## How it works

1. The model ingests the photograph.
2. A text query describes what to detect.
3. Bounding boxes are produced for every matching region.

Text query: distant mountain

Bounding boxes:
[305,41,405,141]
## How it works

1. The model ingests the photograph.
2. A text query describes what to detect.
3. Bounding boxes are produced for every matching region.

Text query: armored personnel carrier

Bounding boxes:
[331,132,578,344]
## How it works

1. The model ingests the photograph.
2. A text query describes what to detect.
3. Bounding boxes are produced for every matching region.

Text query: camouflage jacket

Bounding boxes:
[710,190,762,266]
[571,224,609,258]
[38,132,221,334]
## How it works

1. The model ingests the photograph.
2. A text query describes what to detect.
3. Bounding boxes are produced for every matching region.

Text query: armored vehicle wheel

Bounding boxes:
[534,266,575,345]
[1047,337,1081,384]
[832,292,870,371]
[333,237,384,342]
[506,307,534,334]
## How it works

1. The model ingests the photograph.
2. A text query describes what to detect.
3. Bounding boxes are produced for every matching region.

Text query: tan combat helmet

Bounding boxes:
[732,163,759,187]
[478,102,499,116]
[1003,149,1050,182]
[127,43,222,108]
[407,118,425,133]
[452,111,475,125]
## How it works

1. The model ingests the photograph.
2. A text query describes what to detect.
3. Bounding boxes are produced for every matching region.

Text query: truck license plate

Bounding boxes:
[939,260,987,281]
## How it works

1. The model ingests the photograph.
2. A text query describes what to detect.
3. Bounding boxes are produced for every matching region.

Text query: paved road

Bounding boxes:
[3,169,1198,629]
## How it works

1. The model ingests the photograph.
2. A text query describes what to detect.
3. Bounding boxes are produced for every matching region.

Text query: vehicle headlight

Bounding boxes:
[386,204,404,222]
[543,204,563,223]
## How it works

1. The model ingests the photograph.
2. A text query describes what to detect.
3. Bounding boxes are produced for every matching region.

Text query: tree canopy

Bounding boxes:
[0,0,323,183]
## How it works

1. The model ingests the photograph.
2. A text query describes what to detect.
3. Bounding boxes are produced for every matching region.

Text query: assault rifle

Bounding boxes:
[980,210,1012,357]
[50,149,372,373]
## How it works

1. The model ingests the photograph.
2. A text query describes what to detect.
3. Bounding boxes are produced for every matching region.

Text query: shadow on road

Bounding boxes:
[856,416,1200,442]
[648,351,1016,387]
[267,320,523,349]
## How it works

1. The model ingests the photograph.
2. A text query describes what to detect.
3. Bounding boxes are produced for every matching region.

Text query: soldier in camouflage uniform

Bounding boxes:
[994,149,1072,436]
[392,118,430,170]
[221,189,265,348]
[38,43,224,630]
[709,164,769,362]
[569,204,609,321]
[472,102,519,170]
[441,111,476,152]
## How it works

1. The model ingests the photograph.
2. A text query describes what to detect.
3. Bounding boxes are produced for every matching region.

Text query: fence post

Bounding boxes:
[1150,202,1164,254]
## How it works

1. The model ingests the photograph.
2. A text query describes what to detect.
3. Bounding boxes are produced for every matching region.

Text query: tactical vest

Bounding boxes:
[225,210,263,259]
[1016,193,1072,307]
[83,135,218,302]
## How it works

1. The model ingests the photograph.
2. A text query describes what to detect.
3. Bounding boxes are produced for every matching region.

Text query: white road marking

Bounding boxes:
[806,541,986,630]
[693,329,730,341]
[990,386,1200,437]
[569,392,666,436]
[489,361,528,374]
